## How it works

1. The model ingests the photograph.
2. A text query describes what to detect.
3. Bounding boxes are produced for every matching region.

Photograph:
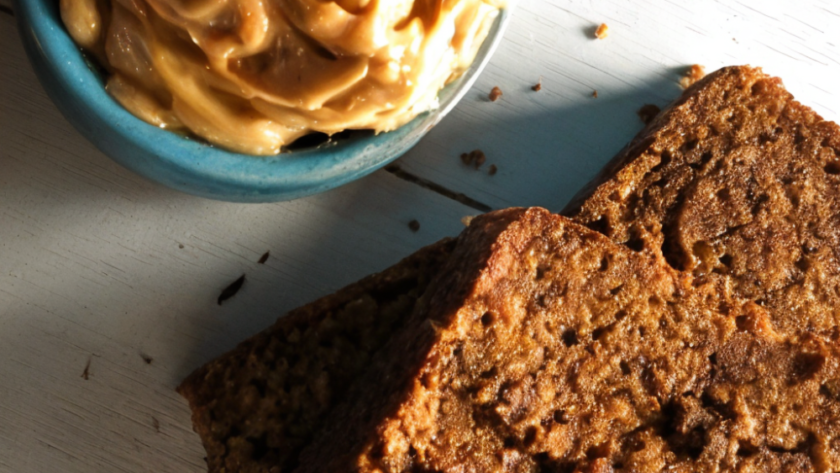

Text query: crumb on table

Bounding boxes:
[473,150,486,168]
[488,164,498,176]
[218,274,246,306]
[637,104,662,125]
[258,251,270,264]
[592,90,599,98]
[595,23,609,39]
[489,86,503,102]
[532,80,542,92]
[679,64,706,89]
[408,220,421,232]
[81,357,91,380]
[460,149,487,169]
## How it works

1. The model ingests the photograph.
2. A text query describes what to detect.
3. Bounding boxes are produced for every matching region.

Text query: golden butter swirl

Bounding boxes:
[60,0,503,155]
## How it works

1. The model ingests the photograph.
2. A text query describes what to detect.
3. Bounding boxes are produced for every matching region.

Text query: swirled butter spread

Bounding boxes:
[59,0,504,155]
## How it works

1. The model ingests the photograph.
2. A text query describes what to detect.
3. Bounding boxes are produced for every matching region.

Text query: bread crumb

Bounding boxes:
[637,104,662,125]
[488,164,498,176]
[592,90,599,98]
[408,220,420,232]
[461,149,487,169]
[258,251,270,264]
[532,80,542,92]
[489,86,503,102]
[594,23,609,39]
[140,353,153,365]
[218,274,246,306]
[679,64,706,89]
[461,216,475,227]
[81,357,91,380]
[473,150,486,169]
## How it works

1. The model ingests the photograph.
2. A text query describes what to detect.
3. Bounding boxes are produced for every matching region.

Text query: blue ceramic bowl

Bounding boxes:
[13,1,512,202]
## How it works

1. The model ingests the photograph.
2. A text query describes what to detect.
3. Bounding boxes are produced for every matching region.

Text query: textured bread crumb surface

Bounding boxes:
[296,208,840,472]
[566,65,840,343]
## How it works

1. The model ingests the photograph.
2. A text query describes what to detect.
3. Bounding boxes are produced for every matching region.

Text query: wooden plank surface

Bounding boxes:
[3,1,840,472]
[396,0,840,212]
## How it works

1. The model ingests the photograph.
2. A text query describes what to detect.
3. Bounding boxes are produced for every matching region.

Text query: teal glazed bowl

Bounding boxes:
[13,0,512,202]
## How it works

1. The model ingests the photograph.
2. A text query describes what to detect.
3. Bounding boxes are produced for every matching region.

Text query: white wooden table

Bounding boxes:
[1,1,839,471]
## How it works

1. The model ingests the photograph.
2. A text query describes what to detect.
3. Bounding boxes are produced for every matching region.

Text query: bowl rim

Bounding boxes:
[13,0,512,202]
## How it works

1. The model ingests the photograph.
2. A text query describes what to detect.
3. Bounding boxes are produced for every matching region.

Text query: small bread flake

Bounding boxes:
[408,220,421,232]
[489,86,503,102]
[488,164,498,176]
[594,23,609,39]
[532,80,542,92]
[460,149,487,169]
[592,90,599,98]
[218,274,246,305]
[258,251,270,264]
[81,357,91,380]
[679,64,706,89]
[472,150,486,169]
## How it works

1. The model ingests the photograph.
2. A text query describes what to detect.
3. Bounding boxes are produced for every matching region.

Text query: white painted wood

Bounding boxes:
[398,0,840,212]
[0,13,472,473]
[3,1,840,472]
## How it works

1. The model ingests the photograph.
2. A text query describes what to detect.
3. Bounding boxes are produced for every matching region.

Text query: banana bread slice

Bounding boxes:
[564,65,840,341]
[296,208,840,472]
[176,239,455,473]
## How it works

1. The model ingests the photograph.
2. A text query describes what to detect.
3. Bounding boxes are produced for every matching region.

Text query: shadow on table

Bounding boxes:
[396,67,687,212]
[1,23,460,395]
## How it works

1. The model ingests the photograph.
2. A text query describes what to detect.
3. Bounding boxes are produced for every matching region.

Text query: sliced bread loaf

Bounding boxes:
[296,208,840,472]
[565,65,840,341]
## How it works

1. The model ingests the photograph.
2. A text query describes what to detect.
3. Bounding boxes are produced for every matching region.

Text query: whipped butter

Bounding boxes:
[60,0,503,155]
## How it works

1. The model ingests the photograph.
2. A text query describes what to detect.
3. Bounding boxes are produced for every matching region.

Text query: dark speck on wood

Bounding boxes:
[258,251,270,264]
[81,357,91,380]
[218,274,246,305]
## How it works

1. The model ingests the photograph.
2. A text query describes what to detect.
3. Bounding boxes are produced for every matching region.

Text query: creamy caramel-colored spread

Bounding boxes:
[60,0,503,155]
